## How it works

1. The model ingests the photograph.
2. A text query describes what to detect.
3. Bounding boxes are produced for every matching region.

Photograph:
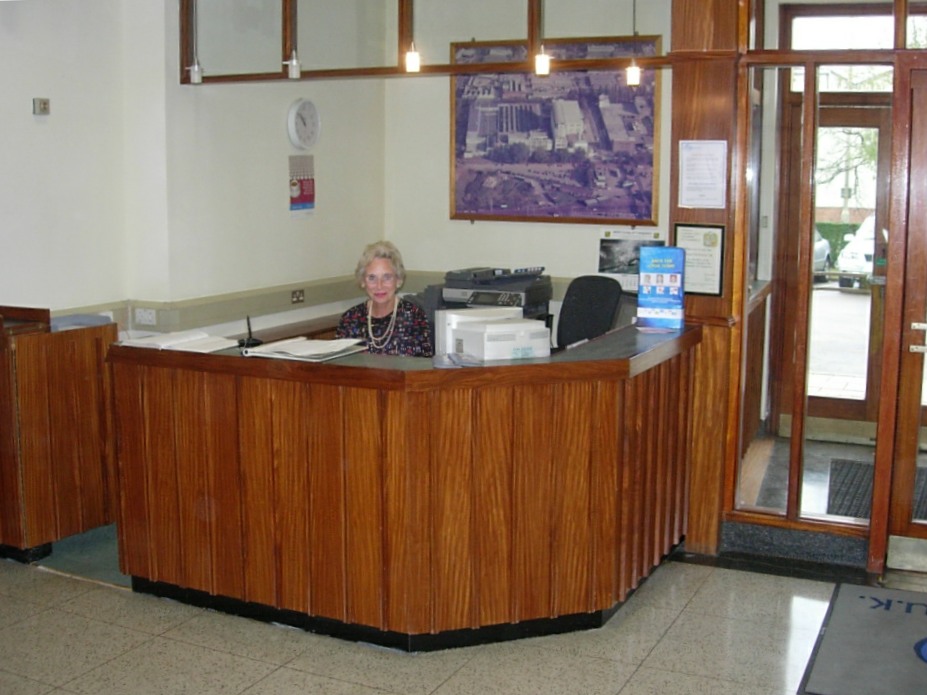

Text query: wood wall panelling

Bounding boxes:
[475,387,515,627]
[309,383,348,622]
[0,341,24,547]
[343,388,385,629]
[113,363,151,577]
[238,377,279,607]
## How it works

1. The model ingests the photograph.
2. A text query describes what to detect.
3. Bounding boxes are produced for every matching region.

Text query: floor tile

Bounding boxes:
[161,610,312,665]
[57,585,202,635]
[625,561,713,612]
[241,666,393,694]
[641,610,820,692]
[617,666,792,695]
[0,561,95,607]
[0,669,56,695]
[432,640,636,695]
[285,637,474,695]
[63,636,277,695]
[0,593,47,628]
[0,608,152,687]
[684,567,834,630]
[525,598,679,665]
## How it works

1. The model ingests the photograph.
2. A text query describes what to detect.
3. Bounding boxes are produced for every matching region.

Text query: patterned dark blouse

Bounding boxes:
[336,298,434,357]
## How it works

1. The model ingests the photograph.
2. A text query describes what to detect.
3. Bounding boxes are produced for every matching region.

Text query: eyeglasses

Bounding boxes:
[364,273,397,285]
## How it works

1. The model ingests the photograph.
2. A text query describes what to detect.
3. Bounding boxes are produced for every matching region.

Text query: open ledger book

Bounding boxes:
[242,337,366,362]
[120,330,239,353]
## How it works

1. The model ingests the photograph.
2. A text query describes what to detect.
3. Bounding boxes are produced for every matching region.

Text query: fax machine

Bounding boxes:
[441,267,552,319]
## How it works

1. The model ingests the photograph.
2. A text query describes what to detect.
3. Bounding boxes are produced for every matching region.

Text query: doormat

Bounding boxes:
[828,459,927,519]
[800,583,927,694]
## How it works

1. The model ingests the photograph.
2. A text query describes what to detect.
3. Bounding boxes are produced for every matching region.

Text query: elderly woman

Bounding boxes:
[336,240,434,356]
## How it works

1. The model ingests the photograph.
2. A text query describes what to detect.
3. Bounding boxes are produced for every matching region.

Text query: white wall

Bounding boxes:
[0,0,672,311]
[0,0,126,308]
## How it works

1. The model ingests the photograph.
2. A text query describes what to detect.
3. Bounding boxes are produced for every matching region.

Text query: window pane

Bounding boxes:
[791,65,893,93]
[792,16,893,50]
[415,0,525,65]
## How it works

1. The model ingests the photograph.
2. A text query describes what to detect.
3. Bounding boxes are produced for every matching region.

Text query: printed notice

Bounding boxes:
[289,155,315,211]
[678,140,727,209]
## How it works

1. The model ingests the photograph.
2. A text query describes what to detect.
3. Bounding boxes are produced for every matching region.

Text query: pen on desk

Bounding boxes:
[566,338,589,349]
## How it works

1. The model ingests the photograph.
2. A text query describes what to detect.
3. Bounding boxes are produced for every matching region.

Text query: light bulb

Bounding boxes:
[626,61,641,87]
[405,43,420,73]
[535,46,550,76]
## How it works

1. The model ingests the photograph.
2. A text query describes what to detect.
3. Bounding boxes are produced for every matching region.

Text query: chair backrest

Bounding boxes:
[557,275,624,348]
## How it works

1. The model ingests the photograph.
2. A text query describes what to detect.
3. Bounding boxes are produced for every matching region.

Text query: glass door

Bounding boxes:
[888,65,927,567]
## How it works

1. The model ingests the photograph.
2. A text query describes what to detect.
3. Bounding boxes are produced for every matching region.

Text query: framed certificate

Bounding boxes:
[674,223,724,296]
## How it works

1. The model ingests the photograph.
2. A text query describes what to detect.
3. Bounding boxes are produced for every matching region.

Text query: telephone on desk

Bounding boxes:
[442,266,552,318]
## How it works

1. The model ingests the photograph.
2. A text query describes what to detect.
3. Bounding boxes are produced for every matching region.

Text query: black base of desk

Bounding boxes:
[132,576,621,652]
[0,542,52,564]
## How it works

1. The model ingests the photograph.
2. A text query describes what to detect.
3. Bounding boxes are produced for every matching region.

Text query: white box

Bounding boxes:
[453,318,551,361]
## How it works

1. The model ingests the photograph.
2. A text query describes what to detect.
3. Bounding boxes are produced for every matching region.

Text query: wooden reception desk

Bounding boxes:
[108,324,700,650]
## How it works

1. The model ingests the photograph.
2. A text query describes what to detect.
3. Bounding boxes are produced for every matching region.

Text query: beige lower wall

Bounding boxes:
[55,272,576,336]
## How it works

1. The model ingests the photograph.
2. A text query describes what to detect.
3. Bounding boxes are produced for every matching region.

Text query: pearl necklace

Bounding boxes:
[366,297,398,349]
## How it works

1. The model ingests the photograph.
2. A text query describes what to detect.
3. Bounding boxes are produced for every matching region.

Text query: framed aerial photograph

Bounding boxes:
[451,36,661,225]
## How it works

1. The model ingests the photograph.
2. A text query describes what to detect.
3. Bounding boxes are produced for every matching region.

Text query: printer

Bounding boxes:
[441,267,552,319]
[452,318,551,361]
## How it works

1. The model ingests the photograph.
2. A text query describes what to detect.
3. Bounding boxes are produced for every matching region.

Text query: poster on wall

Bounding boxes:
[598,228,665,292]
[451,37,661,226]
[289,155,315,212]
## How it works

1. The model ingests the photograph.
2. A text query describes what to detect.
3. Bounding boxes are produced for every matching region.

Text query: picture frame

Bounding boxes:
[674,223,725,296]
[451,36,661,226]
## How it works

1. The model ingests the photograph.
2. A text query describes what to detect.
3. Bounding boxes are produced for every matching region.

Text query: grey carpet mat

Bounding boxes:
[800,583,927,694]
[36,524,130,587]
[828,459,927,519]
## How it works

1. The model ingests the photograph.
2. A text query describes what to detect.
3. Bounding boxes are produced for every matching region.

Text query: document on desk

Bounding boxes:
[242,337,366,362]
[120,330,239,353]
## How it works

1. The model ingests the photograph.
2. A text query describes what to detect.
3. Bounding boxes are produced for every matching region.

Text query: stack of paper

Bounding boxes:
[120,330,238,353]
[242,337,365,362]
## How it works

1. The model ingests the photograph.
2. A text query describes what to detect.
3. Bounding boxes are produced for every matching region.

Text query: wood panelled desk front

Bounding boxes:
[108,324,701,651]
[0,306,117,560]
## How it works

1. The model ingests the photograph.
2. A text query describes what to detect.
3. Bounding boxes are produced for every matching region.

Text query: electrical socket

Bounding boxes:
[32,98,50,116]
[291,289,305,304]
[134,307,157,326]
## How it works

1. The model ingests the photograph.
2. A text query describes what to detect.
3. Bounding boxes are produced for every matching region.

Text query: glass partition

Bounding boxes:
[198,0,283,76]
[297,0,399,70]
[413,0,526,65]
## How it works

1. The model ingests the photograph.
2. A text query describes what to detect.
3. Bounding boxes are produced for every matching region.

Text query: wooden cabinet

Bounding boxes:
[0,306,117,560]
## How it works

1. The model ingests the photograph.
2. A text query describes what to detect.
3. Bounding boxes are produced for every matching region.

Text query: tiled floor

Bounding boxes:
[0,556,845,695]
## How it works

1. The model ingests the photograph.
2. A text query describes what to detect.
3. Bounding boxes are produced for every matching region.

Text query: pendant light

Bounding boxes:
[626,0,640,87]
[405,42,421,73]
[186,0,203,84]
[284,49,301,79]
[535,45,550,76]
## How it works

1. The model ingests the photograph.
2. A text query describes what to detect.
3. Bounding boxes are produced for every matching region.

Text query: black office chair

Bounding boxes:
[555,275,624,348]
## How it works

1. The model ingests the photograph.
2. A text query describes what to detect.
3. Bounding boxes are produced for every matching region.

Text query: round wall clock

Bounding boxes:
[287,98,320,150]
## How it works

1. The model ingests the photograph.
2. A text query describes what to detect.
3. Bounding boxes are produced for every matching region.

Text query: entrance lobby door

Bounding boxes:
[886,65,927,571]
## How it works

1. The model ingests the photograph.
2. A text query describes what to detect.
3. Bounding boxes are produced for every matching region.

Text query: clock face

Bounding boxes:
[287,99,320,150]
